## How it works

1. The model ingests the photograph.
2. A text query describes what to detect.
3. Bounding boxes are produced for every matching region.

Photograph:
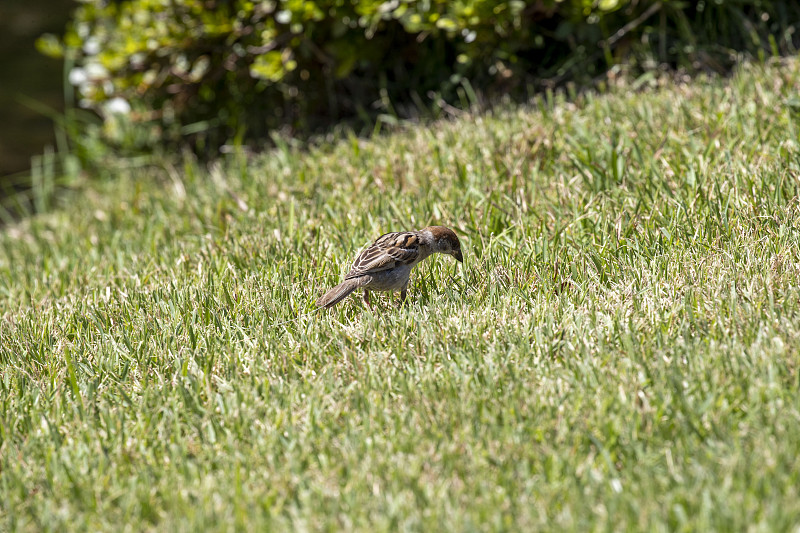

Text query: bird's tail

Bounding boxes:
[316,279,360,308]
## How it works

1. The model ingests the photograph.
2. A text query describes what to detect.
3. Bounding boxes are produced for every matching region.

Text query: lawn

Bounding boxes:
[2,59,800,531]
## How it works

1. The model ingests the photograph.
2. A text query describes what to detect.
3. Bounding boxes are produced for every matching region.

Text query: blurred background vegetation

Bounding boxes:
[3,0,800,194]
[0,0,73,177]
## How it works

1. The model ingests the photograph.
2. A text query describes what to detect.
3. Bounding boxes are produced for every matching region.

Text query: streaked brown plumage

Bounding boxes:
[316,226,463,308]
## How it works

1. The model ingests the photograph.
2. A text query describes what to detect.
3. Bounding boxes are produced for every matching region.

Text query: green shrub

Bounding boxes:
[39,0,800,153]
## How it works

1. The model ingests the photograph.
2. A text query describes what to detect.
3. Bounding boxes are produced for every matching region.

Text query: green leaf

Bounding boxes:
[35,34,64,58]
[250,50,286,82]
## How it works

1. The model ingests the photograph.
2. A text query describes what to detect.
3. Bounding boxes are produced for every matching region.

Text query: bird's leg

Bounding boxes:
[363,289,371,308]
[398,283,408,307]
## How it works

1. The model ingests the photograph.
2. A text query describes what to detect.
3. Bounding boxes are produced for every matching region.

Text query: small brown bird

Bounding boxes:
[316,226,463,308]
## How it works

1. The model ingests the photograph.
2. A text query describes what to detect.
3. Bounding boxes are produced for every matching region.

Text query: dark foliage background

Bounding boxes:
[39,0,800,155]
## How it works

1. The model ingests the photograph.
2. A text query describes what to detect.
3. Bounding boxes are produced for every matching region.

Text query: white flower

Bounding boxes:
[83,37,101,55]
[104,97,131,115]
[84,61,108,80]
[68,67,87,86]
[275,10,291,24]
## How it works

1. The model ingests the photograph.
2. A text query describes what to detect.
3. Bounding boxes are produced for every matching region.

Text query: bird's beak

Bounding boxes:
[453,250,463,263]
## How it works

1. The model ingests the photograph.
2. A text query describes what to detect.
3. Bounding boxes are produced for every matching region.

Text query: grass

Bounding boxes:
[2,58,800,531]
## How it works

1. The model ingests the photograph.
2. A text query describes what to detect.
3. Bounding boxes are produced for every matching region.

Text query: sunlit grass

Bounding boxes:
[2,59,800,531]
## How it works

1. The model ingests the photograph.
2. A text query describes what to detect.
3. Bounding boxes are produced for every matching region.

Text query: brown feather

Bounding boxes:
[315,277,371,308]
[315,279,358,308]
[346,232,420,278]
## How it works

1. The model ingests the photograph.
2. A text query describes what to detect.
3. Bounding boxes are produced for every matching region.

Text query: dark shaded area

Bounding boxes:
[0,0,74,182]
[52,0,800,158]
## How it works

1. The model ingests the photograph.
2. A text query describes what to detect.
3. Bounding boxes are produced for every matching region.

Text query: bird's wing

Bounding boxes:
[345,231,420,278]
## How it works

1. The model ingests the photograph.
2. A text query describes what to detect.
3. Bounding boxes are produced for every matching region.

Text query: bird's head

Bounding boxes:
[425,226,463,263]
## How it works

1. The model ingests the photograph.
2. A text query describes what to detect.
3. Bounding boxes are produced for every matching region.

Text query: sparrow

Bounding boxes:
[316,226,463,308]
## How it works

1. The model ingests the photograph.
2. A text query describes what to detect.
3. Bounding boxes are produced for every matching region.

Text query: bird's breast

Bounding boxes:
[361,264,414,291]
